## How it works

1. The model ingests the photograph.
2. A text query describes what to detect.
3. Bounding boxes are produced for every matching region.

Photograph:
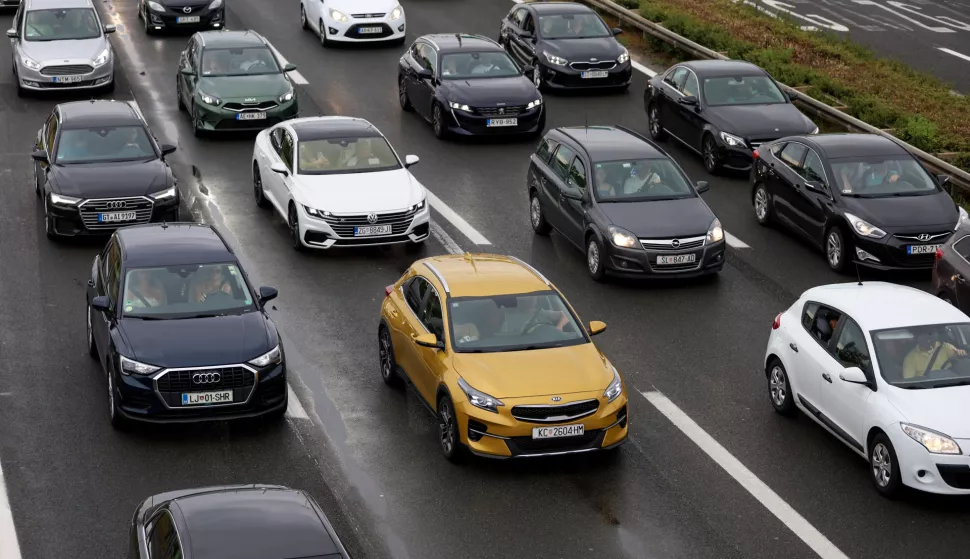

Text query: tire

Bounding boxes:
[253,165,269,208]
[437,395,463,463]
[531,111,546,139]
[300,4,309,30]
[869,433,902,498]
[432,103,448,140]
[289,204,305,252]
[702,133,722,175]
[753,183,772,226]
[43,201,56,240]
[647,102,668,141]
[531,60,544,92]
[86,303,98,359]
[176,80,185,112]
[319,20,329,48]
[107,372,128,430]
[378,326,402,387]
[825,226,849,274]
[191,103,204,137]
[529,190,551,236]
[399,75,413,112]
[767,360,795,416]
[143,5,154,35]
[34,167,41,198]
[586,234,606,282]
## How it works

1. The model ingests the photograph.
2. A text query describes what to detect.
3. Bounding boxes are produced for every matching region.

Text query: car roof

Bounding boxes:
[680,60,766,77]
[173,488,339,559]
[420,33,502,53]
[198,30,267,48]
[25,0,94,10]
[555,126,666,161]
[289,117,382,142]
[57,100,143,129]
[527,2,594,14]
[788,133,911,159]
[419,254,552,297]
[117,223,236,268]
[800,282,970,330]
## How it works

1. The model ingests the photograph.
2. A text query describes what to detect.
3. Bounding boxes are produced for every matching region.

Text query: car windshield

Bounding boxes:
[830,156,939,197]
[702,75,787,106]
[448,291,587,353]
[871,323,970,389]
[297,136,401,175]
[23,8,101,41]
[592,158,695,202]
[440,52,521,79]
[55,126,156,164]
[121,263,257,320]
[201,47,281,77]
[537,14,610,39]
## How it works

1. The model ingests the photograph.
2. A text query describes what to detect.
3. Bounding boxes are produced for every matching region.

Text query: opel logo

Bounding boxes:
[367,213,378,224]
[671,239,680,248]
[918,234,931,241]
[183,6,192,13]
[192,372,221,384]
[105,200,127,210]
[551,396,562,402]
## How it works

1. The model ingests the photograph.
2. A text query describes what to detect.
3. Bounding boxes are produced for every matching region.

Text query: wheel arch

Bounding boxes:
[764,353,782,378]
[866,426,888,455]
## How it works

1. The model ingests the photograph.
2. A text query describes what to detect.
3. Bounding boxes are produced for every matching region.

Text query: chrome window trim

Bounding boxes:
[506,255,551,286]
[151,363,259,410]
[423,262,449,294]
[776,141,832,188]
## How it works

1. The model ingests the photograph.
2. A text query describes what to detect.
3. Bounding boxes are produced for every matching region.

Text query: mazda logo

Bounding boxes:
[183,6,192,13]
[367,213,378,224]
[105,200,127,210]
[917,234,931,241]
[671,239,680,248]
[192,372,221,384]
[551,396,562,402]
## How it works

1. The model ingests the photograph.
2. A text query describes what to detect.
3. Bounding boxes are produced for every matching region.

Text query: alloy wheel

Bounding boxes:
[439,399,456,455]
[769,366,787,407]
[871,443,892,488]
[433,105,444,137]
[533,65,541,89]
[399,76,412,111]
[587,240,600,275]
[86,305,94,352]
[253,167,267,207]
[320,20,327,47]
[827,231,842,268]
[107,373,116,420]
[530,196,542,229]
[300,6,307,29]
[289,206,304,251]
[379,330,393,381]
[703,137,718,172]
[754,187,769,222]
[649,107,660,136]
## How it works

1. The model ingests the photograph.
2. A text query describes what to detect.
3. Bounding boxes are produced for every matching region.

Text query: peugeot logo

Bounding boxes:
[499,108,505,115]
[105,200,127,210]
[917,234,931,241]
[551,396,562,402]
[183,6,192,13]
[367,213,378,224]
[192,372,221,384]
[671,239,680,248]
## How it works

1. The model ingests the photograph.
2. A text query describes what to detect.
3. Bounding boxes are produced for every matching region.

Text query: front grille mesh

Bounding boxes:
[40,64,93,76]
[639,236,706,252]
[475,105,526,117]
[318,208,418,238]
[569,61,616,71]
[156,367,255,393]
[223,101,278,111]
[78,197,154,230]
[511,399,599,423]
[351,12,386,18]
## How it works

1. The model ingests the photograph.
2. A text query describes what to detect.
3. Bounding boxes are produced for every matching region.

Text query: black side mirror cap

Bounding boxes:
[696,181,709,193]
[678,96,699,106]
[258,286,278,306]
[284,63,297,72]
[805,180,826,191]
[160,144,177,156]
[787,90,799,101]
[31,149,49,162]
[91,295,111,313]
[416,68,433,80]
[938,174,951,192]
[613,27,623,36]
[180,67,194,76]
[523,64,535,78]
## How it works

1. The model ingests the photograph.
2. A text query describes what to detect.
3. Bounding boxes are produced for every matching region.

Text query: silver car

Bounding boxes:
[7,0,115,96]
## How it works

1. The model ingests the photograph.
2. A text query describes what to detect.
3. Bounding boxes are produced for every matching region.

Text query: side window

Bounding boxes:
[44,112,58,151]
[270,128,282,152]
[681,71,699,98]
[280,130,294,171]
[664,67,689,90]
[806,304,841,346]
[535,138,557,164]
[779,143,807,169]
[550,145,576,182]
[800,302,819,331]
[510,7,526,26]
[523,13,535,33]
[424,46,438,75]
[568,158,587,190]
[770,142,786,157]
[421,290,445,340]
[413,44,429,71]
[835,318,873,375]
[103,240,122,302]
[801,149,826,184]
[148,511,181,559]
[952,235,970,260]
[408,42,420,63]
[404,277,429,315]
[185,39,198,69]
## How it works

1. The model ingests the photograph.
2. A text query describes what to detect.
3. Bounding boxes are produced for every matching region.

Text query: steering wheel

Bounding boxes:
[201,290,232,303]
[521,312,558,334]
[939,353,970,370]
[130,287,154,308]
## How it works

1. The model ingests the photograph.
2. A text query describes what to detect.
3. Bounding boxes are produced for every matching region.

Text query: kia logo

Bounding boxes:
[917,234,931,241]
[367,213,378,224]
[105,200,127,210]
[671,239,680,248]
[192,372,221,384]
[551,396,562,402]
[183,6,192,13]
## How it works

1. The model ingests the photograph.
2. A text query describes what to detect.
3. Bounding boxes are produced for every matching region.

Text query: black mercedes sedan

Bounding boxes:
[528,125,724,281]
[751,133,966,272]
[33,100,179,240]
[137,0,225,34]
[86,223,286,428]
[645,60,817,174]
[398,33,544,139]
[499,1,631,91]
[128,485,351,559]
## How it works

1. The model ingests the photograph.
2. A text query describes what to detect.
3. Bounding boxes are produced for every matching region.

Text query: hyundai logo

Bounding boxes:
[105,200,128,210]
[917,234,932,241]
[192,372,221,384]
[183,6,192,13]
[671,239,680,248]
[367,213,378,224]
[551,396,562,402]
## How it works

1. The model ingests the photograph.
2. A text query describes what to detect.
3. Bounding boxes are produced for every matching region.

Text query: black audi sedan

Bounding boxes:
[499,1,631,91]
[751,133,966,272]
[128,485,351,559]
[398,33,545,139]
[528,125,724,281]
[645,60,817,174]
[33,100,179,240]
[137,0,225,34]
[86,223,286,428]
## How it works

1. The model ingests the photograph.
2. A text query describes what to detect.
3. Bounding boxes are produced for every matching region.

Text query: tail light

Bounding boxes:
[752,149,760,160]
[936,248,944,262]
[772,313,782,330]
[385,285,394,297]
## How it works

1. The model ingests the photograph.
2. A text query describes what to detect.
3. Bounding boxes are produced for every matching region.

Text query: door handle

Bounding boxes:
[822,372,832,383]
[789,343,798,352]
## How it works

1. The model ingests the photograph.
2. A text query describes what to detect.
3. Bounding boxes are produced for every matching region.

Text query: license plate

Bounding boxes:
[908,244,941,255]
[176,16,201,23]
[181,390,233,406]
[657,254,696,265]
[487,118,518,127]
[533,424,585,439]
[358,26,383,34]
[236,112,267,120]
[98,211,137,223]
[581,70,609,79]
[52,75,83,84]
[355,224,392,236]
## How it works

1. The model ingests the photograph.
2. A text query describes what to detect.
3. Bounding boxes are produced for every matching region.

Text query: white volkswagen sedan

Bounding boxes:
[251,116,430,251]
[765,281,970,497]
[299,0,406,46]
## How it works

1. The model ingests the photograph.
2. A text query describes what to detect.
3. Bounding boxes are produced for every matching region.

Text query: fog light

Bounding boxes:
[95,76,110,84]
[213,22,221,27]
[855,247,880,263]
[398,24,405,32]
[329,27,338,35]
[917,470,926,478]
[468,419,488,442]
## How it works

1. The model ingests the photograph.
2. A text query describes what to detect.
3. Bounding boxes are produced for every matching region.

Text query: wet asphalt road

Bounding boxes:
[1,1,969,558]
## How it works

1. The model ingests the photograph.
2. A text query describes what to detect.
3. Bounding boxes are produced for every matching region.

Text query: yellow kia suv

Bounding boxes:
[378,253,629,461]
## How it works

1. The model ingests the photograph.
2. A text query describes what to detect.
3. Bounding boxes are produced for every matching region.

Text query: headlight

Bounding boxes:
[458,377,504,414]
[809,125,819,135]
[604,366,623,403]
[542,51,567,66]
[410,198,427,212]
[147,0,165,11]
[279,91,294,103]
[389,5,403,20]
[449,101,470,112]
[120,355,160,376]
[330,9,349,22]
[845,212,886,239]
[248,344,282,368]
[150,186,177,201]
[303,205,330,218]
[92,47,110,68]
[20,54,41,71]
[719,131,745,147]
[207,0,223,9]
[901,424,962,455]
[608,226,640,249]
[49,193,81,207]
[526,98,542,110]
[956,207,968,231]
[707,218,724,243]
[199,92,221,106]
[617,50,630,64]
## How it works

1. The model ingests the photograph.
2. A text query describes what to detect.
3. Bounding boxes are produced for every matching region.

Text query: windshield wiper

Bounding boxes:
[125,315,167,320]
[506,343,565,352]
[170,313,227,320]
[931,379,970,388]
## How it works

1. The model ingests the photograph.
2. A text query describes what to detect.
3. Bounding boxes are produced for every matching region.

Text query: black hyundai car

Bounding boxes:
[528,125,724,281]
[398,33,545,139]
[86,223,286,428]
[751,133,966,272]
[33,100,180,240]
[645,60,817,174]
[128,485,351,559]
[137,0,225,34]
[499,1,631,91]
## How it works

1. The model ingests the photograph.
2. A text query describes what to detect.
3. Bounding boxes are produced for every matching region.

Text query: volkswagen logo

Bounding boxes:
[917,233,931,241]
[192,372,221,384]
[183,6,192,13]
[671,239,680,248]
[367,213,378,224]
[105,200,127,210]
[551,396,562,402]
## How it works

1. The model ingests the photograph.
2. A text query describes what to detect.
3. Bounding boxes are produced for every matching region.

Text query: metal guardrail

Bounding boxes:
[577,0,970,193]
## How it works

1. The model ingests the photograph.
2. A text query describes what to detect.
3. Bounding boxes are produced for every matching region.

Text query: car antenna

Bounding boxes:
[456,33,461,47]
[464,252,478,272]
[585,113,588,137]
[854,262,863,286]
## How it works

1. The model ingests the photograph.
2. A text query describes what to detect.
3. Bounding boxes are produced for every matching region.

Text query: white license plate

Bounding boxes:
[52,75,83,84]
[177,16,201,23]
[355,224,392,236]
[236,112,267,120]
[98,211,137,223]
[908,244,941,255]
[358,26,383,34]
[487,118,518,127]
[182,390,233,406]
[657,254,696,265]
[533,424,585,439]
[581,70,609,79]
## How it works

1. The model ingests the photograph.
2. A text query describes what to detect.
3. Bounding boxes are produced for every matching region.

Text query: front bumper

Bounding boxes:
[194,97,299,132]
[605,236,725,278]
[145,6,224,30]
[890,427,970,495]
[299,203,431,248]
[46,194,179,237]
[446,104,545,136]
[16,57,113,91]
[536,60,632,90]
[851,229,953,271]
[323,12,406,42]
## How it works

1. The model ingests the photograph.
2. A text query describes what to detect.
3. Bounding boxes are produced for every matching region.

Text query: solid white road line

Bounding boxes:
[0,458,23,559]
[938,47,970,63]
[425,191,492,245]
[431,222,466,254]
[285,385,309,419]
[267,44,309,85]
[641,391,850,559]
[725,231,750,249]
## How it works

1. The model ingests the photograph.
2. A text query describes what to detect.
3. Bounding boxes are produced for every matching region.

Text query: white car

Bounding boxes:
[764,281,970,497]
[251,116,430,251]
[299,0,406,46]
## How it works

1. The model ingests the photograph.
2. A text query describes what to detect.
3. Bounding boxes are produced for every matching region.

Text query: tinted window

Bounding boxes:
[424,45,438,74]
[770,142,786,156]
[24,8,100,41]
[405,277,430,314]
[441,52,520,79]
[779,143,807,169]
[592,158,694,202]
[568,158,587,190]
[104,240,122,302]
[952,235,970,260]
[551,145,576,182]
[121,263,256,319]
[702,75,787,106]
[448,291,586,352]
[535,138,557,164]
[537,13,610,39]
[148,511,179,559]
[201,47,281,76]
[297,136,401,175]
[55,126,156,164]
[836,318,873,376]
[801,149,826,183]
[510,7,526,26]
[681,71,699,98]
[807,304,841,345]
[280,130,294,170]
[831,156,938,197]
[44,113,58,151]
[664,67,688,89]
[421,290,445,340]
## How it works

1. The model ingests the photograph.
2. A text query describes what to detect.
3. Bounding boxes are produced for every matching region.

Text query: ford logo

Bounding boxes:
[367,213,378,224]
[192,372,221,384]
[105,200,127,210]
[183,6,192,13]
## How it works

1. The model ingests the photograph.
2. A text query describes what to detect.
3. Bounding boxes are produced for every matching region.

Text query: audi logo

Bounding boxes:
[105,200,128,210]
[183,6,192,13]
[192,372,221,384]
[367,213,378,224]
[671,239,681,248]
[917,234,931,241]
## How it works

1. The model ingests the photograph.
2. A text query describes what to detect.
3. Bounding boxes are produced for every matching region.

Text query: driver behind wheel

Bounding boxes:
[124,269,167,309]
[498,295,569,334]
[902,332,967,379]
[191,265,232,303]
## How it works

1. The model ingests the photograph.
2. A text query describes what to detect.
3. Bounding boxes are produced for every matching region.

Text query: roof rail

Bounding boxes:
[506,256,551,287]
[424,262,449,294]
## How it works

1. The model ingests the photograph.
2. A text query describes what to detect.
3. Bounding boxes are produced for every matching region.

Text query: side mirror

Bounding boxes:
[91,295,111,314]
[839,366,870,387]
[522,64,535,79]
[104,24,116,34]
[160,144,177,156]
[415,68,433,80]
[180,67,195,76]
[695,180,709,193]
[938,174,951,193]
[415,333,444,349]
[404,154,419,168]
[283,63,297,72]
[270,162,288,176]
[31,149,49,162]
[257,286,278,306]
[588,320,607,336]
[787,90,799,101]
[521,31,534,40]
[678,96,698,106]
[612,27,623,36]
[805,180,826,192]
[6,29,18,39]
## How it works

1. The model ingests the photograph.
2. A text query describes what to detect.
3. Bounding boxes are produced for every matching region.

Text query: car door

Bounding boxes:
[305,0,320,28]
[948,235,970,313]
[785,146,831,245]
[270,128,297,208]
[769,142,809,234]
[560,155,590,247]
[414,284,448,403]
[819,315,874,453]
[501,7,528,63]
[95,239,122,372]
[657,67,688,141]
[791,301,841,411]
[673,68,705,151]
[408,43,436,120]
[394,276,434,401]
[179,37,200,107]
[543,143,579,236]
[529,136,559,228]
[35,110,58,192]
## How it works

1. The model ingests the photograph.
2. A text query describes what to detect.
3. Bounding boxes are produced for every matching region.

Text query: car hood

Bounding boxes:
[294,167,425,213]
[328,0,398,11]
[840,192,958,230]
[887,385,970,439]
[706,103,814,138]
[198,74,291,101]
[598,197,715,238]
[21,37,105,64]
[118,312,272,369]
[441,76,539,106]
[49,159,169,198]
[542,37,624,61]
[453,344,613,399]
